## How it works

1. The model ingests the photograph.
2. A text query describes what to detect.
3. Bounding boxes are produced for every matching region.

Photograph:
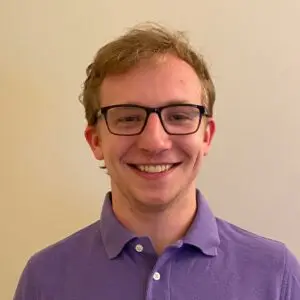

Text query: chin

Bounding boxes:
[134,189,175,208]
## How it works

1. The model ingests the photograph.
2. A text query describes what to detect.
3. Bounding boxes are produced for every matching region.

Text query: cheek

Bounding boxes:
[178,134,205,158]
[101,136,135,165]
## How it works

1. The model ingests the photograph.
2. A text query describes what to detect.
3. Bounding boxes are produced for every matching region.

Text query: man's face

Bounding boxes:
[85,54,215,210]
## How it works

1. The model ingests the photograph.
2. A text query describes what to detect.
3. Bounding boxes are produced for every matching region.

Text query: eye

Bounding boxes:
[117,115,143,123]
[168,113,191,121]
[163,106,200,124]
[166,112,198,123]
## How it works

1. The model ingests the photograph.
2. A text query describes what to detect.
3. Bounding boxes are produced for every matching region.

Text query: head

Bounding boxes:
[80,23,216,212]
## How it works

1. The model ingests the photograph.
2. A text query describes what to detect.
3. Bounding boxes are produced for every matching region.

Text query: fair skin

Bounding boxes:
[85,54,215,255]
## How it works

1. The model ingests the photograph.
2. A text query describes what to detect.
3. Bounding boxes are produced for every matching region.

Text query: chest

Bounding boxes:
[43,249,281,300]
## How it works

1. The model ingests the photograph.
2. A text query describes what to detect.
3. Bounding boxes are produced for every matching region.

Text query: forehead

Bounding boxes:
[99,54,203,107]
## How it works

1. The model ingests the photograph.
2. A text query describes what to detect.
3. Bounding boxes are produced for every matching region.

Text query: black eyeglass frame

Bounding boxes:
[94,103,211,136]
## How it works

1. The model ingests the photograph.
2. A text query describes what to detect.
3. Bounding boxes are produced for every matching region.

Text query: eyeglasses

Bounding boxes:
[95,104,210,136]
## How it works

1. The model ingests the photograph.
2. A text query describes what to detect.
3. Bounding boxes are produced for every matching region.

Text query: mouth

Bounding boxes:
[128,162,182,173]
[127,163,181,174]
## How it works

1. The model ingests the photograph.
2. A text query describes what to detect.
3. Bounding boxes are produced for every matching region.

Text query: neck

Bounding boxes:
[111,188,197,255]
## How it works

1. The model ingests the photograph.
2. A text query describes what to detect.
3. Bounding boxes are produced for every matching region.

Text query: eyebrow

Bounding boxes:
[124,99,193,106]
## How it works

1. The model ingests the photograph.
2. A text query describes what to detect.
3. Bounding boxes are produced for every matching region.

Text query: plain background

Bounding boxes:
[1,0,300,299]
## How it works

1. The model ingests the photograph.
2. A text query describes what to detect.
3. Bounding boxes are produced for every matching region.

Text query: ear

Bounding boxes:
[203,118,216,156]
[84,125,104,161]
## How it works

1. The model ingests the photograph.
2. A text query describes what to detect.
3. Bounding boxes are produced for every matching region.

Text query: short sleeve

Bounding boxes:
[13,258,38,300]
[280,246,300,300]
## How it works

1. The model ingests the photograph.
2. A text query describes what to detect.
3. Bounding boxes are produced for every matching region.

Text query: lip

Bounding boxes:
[127,163,181,180]
[127,162,180,165]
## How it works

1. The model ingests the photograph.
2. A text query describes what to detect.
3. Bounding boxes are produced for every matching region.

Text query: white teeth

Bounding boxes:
[136,164,173,173]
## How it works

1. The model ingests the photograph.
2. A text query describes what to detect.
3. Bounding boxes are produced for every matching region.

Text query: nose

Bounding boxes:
[136,113,172,153]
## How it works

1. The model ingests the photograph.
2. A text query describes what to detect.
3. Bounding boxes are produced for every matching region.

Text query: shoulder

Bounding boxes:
[216,218,300,298]
[216,218,291,272]
[27,220,103,274]
[217,217,285,251]
[14,221,106,299]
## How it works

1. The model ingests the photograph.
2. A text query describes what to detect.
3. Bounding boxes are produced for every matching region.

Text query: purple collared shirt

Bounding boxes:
[14,190,300,299]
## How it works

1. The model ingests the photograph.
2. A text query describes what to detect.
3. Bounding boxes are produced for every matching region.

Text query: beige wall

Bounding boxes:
[1,0,300,298]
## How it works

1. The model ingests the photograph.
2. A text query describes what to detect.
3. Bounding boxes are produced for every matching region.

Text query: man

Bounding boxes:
[14,23,300,299]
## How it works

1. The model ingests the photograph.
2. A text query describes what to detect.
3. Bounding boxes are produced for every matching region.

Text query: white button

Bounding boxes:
[153,272,161,281]
[135,244,144,252]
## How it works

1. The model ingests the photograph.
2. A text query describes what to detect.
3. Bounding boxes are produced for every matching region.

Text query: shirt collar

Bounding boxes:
[182,189,220,256]
[99,189,220,259]
[99,192,135,259]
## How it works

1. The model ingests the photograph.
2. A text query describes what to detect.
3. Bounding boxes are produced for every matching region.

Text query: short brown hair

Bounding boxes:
[79,23,216,126]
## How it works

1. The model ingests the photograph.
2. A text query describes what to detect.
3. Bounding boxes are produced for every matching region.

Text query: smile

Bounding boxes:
[128,163,180,173]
